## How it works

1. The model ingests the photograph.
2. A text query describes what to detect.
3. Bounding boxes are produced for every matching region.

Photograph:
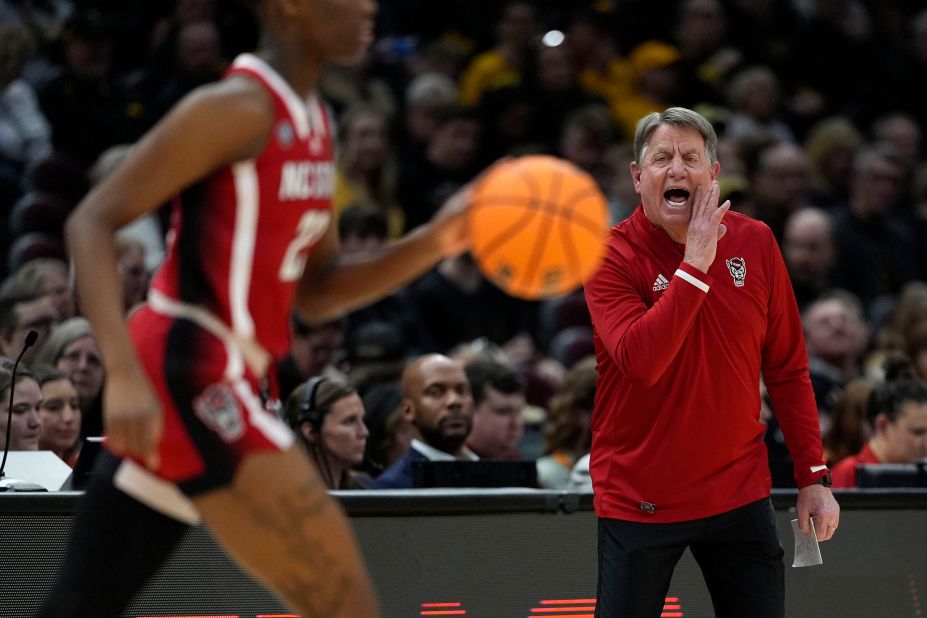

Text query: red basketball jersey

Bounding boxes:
[149,53,334,360]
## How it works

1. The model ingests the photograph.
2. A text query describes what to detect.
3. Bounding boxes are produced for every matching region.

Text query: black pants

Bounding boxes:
[596,498,784,618]
[37,452,190,618]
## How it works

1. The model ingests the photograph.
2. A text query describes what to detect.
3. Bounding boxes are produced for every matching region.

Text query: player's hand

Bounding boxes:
[430,183,474,257]
[683,181,730,273]
[796,483,840,541]
[103,363,163,470]
[428,158,513,257]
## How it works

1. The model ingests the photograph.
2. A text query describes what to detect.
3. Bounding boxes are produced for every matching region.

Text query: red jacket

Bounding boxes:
[585,207,826,523]
[831,443,880,488]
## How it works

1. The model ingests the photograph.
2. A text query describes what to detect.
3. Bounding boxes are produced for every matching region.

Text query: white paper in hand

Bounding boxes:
[791,518,823,567]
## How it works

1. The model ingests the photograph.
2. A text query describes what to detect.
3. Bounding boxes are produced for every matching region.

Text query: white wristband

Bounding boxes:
[674,268,709,293]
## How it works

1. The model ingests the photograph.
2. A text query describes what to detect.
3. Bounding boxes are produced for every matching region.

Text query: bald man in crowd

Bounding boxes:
[373,354,477,488]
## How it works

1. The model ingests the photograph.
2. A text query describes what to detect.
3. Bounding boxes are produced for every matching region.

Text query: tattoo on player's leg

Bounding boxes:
[229,477,351,615]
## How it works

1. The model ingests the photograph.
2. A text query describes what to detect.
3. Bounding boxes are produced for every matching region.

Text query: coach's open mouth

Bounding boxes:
[664,188,690,208]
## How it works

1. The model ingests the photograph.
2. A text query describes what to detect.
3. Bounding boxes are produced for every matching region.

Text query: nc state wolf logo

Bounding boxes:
[726,257,746,287]
[193,384,245,443]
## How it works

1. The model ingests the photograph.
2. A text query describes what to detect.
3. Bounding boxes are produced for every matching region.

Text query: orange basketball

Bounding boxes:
[469,155,609,299]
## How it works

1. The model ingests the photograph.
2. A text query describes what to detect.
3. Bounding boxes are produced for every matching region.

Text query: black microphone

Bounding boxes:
[0,329,46,492]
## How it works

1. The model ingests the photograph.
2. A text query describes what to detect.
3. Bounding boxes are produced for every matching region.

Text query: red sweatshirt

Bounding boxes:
[831,443,880,488]
[585,206,826,523]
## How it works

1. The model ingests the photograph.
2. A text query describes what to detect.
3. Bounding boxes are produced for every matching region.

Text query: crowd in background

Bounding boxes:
[2,0,927,489]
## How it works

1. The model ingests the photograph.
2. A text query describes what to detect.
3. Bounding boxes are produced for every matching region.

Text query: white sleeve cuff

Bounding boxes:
[674,268,709,293]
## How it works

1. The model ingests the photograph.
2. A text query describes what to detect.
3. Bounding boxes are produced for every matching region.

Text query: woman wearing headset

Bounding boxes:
[285,376,371,489]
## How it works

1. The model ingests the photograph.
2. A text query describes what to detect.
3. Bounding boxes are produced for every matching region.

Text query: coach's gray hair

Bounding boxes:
[633,107,719,166]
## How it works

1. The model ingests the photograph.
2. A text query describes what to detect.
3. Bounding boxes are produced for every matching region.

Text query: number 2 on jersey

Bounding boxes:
[279,210,331,281]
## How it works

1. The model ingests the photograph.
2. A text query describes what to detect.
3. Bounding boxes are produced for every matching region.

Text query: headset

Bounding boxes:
[297,376,326,429]
[294,375,340,487]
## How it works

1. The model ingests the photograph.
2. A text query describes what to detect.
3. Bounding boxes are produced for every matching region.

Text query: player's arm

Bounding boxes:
[293,183,472,324]
[65,77,275,465]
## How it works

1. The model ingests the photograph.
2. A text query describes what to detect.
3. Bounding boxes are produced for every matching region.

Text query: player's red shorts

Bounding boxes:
[127,297,294,497]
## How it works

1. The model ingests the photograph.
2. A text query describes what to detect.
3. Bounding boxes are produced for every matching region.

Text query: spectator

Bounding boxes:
[823,377,875,466]
[276,314,347,403]
[802,291,870,425]
[2,257,76,320]
[724,66,794,145]
[611,40,682,140]
[746,140,811,240]
[804,116,863,210]
[284,376,371,489]
[567,9,632,136]
[374,354,476,488]
[525,40,606,154]
[333,103,403,238]
[871,111,922,174]
[144,19,224,129]
[557,104,614,190]
[360,383,413,476]
[116,236,148,313]
[337,206,436,356]
[536,356,596,489]
[782,207,837,311]
[34,317,105,438]
[342,320,407,396]
[37,10,141,165]
[602,142,640,223]
[34,364,82,466]
[397,104,482,230]
[405,252,536,353]
[673,0,742,108]
[397,72,458,172]
[0,21,52,173]
[831,378,927,488]
[464,357,525,460]
[0,288,59,365]
[723,0,800,76]
[0,357,42,451]
[830,145,919,311]
[873,281,927,363]
[790,0,879,123]
[457,0,538,106]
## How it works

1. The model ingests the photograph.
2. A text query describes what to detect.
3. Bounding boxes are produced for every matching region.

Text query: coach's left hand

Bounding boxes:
[796,484,840,541]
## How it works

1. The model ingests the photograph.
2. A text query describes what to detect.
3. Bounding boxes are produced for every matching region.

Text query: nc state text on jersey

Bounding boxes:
[278,161,334,201]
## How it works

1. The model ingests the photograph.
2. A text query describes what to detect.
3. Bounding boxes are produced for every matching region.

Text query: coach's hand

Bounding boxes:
[104,363,163,470]
[797,484,840,541]
[683,181,730,273]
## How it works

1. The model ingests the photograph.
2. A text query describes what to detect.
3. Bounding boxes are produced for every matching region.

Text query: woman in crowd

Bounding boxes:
[0,358,42,451]
[285,375,371,489]
[536,356,597,489]
[34,317,105,438]
[35,364,82,466]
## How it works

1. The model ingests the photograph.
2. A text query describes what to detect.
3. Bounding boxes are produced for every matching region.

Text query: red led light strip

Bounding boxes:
[421,601,467,615]
[528,597,684,617]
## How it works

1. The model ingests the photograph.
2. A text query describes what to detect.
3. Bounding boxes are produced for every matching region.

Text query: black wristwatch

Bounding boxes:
[813,471,832,488]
